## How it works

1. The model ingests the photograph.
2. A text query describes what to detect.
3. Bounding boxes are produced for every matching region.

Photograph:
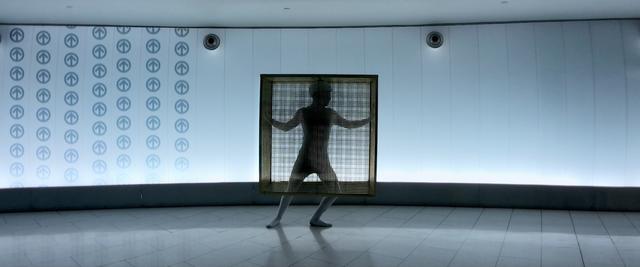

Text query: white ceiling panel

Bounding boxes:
[0,0,639,28]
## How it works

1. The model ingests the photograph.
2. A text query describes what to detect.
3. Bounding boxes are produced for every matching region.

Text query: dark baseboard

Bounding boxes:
[0,182,639,212]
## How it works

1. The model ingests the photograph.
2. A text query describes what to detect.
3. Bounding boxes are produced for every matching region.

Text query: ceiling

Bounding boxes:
[0,0,638,27]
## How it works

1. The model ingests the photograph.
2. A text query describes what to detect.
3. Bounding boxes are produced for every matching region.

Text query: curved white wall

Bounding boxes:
[1,20,639,188]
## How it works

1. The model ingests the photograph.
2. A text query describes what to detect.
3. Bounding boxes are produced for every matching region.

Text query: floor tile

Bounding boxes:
[496,256,541,267]
[399,245,457,267]
[0,206,638,267]
[347,251,403,267]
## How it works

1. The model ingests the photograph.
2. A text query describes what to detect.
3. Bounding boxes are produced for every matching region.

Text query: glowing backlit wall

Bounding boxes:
[1,20,639,188]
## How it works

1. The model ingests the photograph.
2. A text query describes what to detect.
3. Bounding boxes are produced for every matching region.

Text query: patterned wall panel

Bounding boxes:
[0,26,196,187]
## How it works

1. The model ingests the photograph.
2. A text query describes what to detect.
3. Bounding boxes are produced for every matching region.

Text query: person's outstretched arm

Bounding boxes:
[332,110,369,129]
[269,110,302,131]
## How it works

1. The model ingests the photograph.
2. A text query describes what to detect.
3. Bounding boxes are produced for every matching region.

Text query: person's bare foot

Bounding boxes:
[309,219,332,227]
[266,219,281,228]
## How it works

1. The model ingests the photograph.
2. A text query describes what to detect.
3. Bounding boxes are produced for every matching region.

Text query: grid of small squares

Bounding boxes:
[271,82,370,183]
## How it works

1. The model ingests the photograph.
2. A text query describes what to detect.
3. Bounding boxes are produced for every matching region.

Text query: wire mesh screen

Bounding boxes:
[260,75,377,196]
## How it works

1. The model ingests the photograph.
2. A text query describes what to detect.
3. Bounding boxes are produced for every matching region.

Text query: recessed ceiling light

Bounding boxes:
[283,7,291,10]
[66,5,73,8]
[500,0,509,4]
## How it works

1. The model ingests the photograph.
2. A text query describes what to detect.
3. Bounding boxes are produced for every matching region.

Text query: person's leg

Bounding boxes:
[266,171,305,228]
[266,195,294,228]
[310,196,337,227]
[310,168,338,227]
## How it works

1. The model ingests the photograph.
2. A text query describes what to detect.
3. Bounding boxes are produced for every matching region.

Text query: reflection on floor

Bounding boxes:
[1,205,639,267]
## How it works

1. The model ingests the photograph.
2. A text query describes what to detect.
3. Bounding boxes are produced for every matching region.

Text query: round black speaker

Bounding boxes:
[426,31,443,48]
[203,33,221,50]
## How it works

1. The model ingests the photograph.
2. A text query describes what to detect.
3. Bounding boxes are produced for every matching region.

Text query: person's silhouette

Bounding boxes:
[266,80,369,228]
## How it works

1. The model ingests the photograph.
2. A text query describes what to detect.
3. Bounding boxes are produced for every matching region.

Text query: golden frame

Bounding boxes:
[259,74,378,196]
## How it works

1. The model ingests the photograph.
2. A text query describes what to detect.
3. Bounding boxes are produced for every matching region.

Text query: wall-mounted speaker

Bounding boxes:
[426,31,443,48]
[203,33,220,50]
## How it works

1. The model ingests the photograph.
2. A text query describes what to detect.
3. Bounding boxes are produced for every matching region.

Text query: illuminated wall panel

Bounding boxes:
[0,20,639,188]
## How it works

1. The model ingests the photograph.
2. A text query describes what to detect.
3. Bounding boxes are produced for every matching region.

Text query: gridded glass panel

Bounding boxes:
[260,75,377,196]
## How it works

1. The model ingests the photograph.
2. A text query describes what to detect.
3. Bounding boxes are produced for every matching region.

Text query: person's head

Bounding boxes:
[309,80,332,106]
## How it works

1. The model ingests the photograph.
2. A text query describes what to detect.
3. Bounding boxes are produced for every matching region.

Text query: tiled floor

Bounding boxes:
[1,205,640,267]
